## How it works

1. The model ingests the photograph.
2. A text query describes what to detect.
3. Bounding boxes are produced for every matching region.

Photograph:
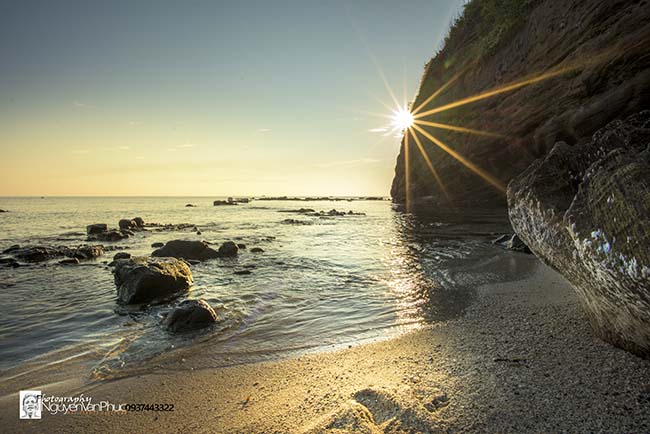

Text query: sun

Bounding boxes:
[391,106,414,131]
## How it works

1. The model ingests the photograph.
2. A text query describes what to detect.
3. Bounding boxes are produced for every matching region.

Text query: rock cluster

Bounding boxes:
[508,112,650,357]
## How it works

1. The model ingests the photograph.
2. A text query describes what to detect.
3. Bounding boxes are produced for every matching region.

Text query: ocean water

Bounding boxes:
[0,197,519,382]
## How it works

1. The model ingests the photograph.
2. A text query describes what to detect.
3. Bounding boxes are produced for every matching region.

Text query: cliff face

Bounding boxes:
[391,0,650,209]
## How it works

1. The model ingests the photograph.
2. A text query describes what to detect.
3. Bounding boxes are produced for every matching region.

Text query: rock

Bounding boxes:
[0,257,20,268]
[185,204,196,207]
[91,229,129,242]
[0,209,7,212]
[213,200,237,206]
[186,259,201,265]
[86,223,108,235]
[113,257,193,304]
[2,245,20,254]
[250,247,264,253]
[218,241,239,257]
[152,240,220,261]
[119,219,136,230]
[12,246,61,262]
[151,242,164,248]
[132,217,144,227]
[508,111,650,357]
[113,252,131,261]
[237,243,247,249]
[234,269,252,275]
[162,299,219,332]
[281,218,313,225]
[59,258,79,265]
[71,245,104,260]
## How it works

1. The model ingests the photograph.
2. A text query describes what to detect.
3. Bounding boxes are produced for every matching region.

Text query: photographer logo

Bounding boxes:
[19,390,42,419]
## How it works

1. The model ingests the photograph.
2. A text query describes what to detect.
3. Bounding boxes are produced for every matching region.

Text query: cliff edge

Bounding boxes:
[391,0,650,209]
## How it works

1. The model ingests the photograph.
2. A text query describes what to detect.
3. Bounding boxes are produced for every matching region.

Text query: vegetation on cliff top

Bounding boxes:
[440,0,541,59]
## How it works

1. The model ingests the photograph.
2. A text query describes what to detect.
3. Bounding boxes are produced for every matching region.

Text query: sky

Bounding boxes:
[0,0,465,196]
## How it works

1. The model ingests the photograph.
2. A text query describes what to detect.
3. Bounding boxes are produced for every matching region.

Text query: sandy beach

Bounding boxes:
[3,253,649,433]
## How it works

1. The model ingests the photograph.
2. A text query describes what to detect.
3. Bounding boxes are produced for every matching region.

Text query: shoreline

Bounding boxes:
[3,255,650,433]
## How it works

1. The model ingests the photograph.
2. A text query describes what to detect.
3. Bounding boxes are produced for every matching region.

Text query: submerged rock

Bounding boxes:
[162,299,219,332]
[91,229,129,242]
[113,252,131,261]
[152,240,220,261]
[71,245,104,260]
[508,111,650,357]
[0,257,20,268]
[113,257,193,304]
[59,258,79,265]
[218,241,239,257]
[87,223,108,235]
[119,219,135,230]
[151,242,164,248]
[250,247,264,253]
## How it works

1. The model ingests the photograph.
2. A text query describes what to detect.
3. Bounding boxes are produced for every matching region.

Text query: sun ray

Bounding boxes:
[411,66,468,116]
[404,129,411,213]
[414,64,579,119]
[411,123,505,192]
[408,127,452,204]
[414,119,504,138]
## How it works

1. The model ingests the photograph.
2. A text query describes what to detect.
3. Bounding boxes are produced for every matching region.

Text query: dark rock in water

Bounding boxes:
[162,299,218,332]
[152,240,220,261]
[71,245,104,260]
[113,257,193,304]
[213,200,237,206]
[218,241,239,257]
[151,242,164,248]
[196,230,202,235]
[119,219,136,230]
[87,223,108,235]
[0,257,20,268]
[185,204,196,207]
[59,258,79,265]
[0,209,7,213]
[508,111,650,357]
[91,229,129,242]
[186,259,201,265]
[237,243,247,249]
[250,247,264,253]
[2,245,20,254]
[281,218,313,225]
[113,252,131,261]
[132,217,144,227]
[12,246,61,263]
[234,269,252,275]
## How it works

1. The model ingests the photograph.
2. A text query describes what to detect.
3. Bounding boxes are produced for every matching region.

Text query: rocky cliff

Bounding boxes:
[391,0,650,209]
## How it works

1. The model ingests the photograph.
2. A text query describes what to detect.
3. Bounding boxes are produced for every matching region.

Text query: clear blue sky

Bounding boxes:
[0,0,465,196]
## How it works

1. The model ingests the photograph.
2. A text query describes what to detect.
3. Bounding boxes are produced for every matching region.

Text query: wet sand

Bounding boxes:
[3,255,650,433]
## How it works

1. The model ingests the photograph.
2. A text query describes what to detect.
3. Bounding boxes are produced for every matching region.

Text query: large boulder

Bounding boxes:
[113,257,193,304]
[152,240,220,261]
[508,111,650,357]
[162,299,219,332]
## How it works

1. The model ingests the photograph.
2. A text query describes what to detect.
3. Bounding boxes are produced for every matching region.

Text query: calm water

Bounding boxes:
[0,197,517,381]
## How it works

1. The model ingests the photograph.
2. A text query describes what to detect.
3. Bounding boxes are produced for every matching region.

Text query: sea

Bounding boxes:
[0,196,528,384]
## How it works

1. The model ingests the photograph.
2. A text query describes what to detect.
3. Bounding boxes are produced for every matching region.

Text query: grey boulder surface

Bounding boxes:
[162,299,219,332]
[508,111,650,357]
[113,257,193,304]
